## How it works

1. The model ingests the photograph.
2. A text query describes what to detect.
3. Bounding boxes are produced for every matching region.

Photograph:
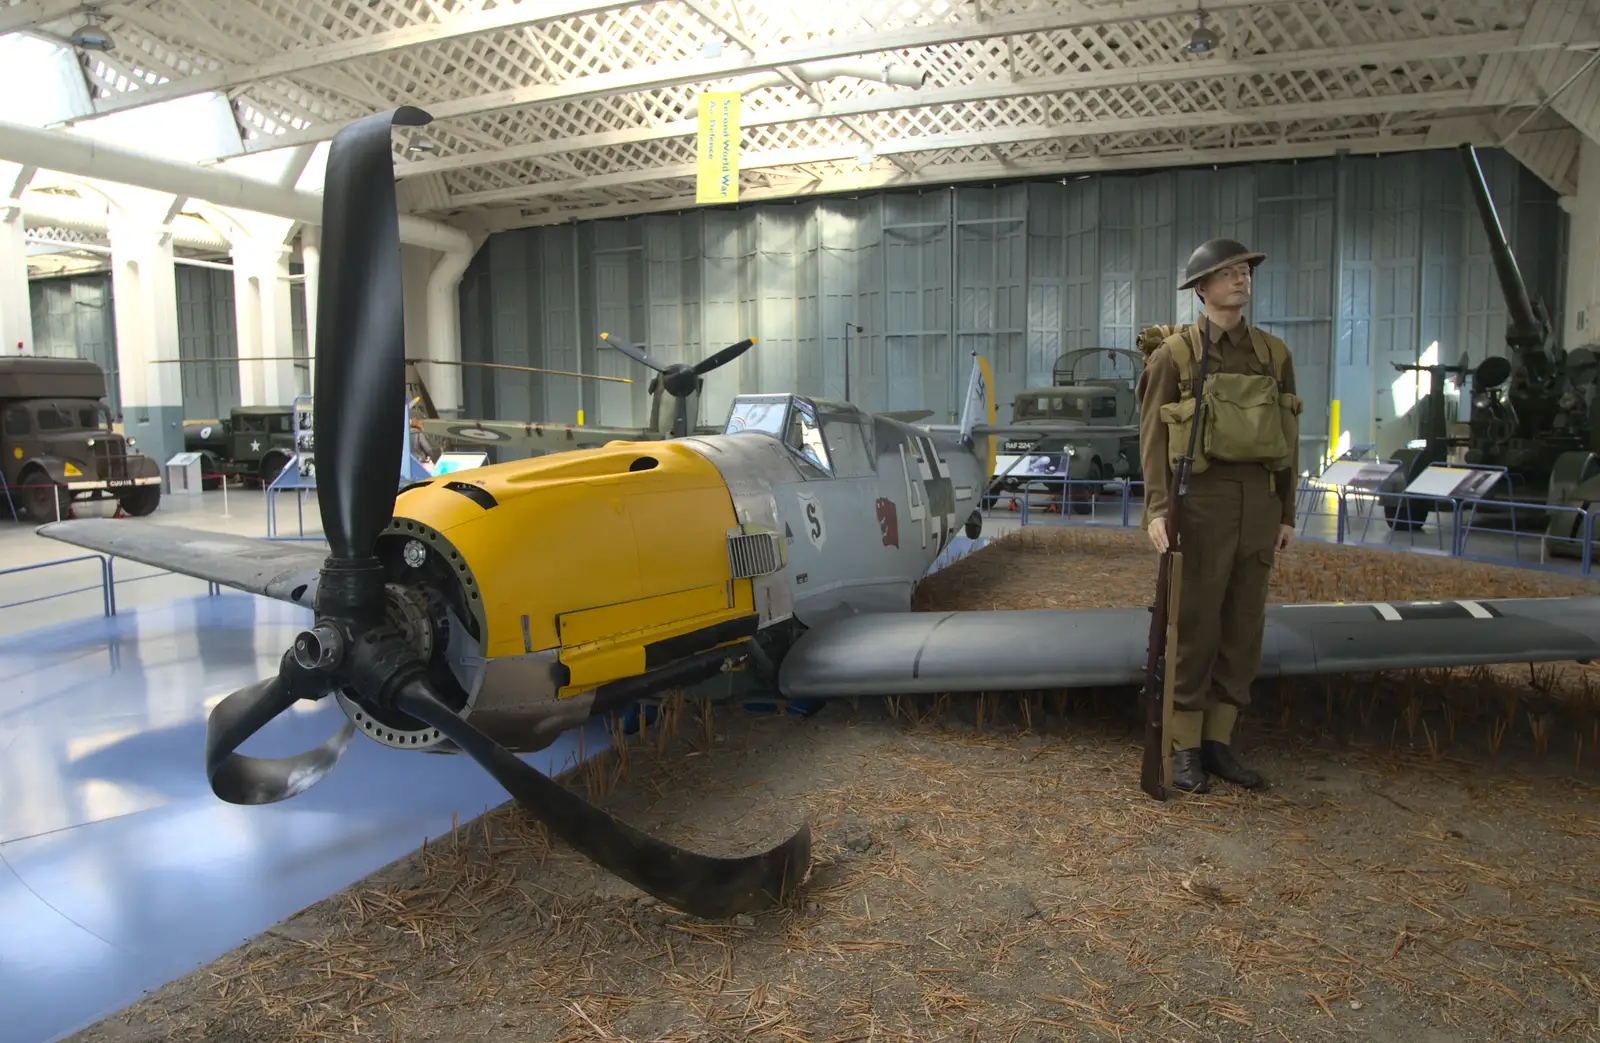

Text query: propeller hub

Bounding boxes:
[293,624,345,672]
[661,363,699,399]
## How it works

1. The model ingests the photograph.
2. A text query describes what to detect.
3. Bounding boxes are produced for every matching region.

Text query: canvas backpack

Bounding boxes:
[1136,321,1302,473]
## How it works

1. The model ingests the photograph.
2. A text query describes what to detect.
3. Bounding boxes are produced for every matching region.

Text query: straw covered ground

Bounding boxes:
[72,527,1600,1043]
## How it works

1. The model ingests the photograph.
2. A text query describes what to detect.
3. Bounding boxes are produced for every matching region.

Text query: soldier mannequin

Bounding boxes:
[1136,238,1301,793]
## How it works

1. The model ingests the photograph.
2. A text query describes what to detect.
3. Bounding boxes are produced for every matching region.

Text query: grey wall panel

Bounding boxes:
[458,245,494,421]
[1251,161,1333,450]
[28,273,120,416]
[30,267,240,421]
[818,199,866,403]
[174,266,239,420]
[883,191,952,416]
[955,185,1027,416]
[539,226,581,428]
[1133,172,1175,368]
[459,147,1567,478]
[701,210,744,426]
[1097,177,1136,353]
[290,275,309,399]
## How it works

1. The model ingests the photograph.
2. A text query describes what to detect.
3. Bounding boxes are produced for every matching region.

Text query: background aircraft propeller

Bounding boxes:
[601,332,755,437]
[199,107,810,920]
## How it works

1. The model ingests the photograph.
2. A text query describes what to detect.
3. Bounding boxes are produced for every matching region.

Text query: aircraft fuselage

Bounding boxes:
[354,393,988,757]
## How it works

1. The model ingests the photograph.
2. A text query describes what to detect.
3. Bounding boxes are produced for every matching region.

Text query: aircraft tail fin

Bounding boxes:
[958,353,998,478]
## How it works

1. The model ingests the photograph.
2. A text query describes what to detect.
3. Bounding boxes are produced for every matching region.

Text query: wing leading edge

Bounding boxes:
[777,598,1600,698]
[35,519,327,608]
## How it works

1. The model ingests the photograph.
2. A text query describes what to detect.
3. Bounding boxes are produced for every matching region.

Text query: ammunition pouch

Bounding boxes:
[1151,323,1303,474]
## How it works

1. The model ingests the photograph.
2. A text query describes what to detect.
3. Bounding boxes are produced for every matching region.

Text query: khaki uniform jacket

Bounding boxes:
[1136,318,1299,527]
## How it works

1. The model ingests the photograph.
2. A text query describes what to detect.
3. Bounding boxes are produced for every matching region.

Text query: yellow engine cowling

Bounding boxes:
[392,440,756,697]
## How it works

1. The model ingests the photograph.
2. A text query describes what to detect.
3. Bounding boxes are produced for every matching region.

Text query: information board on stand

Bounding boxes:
[1404,464,1504,501]
[268,395,318,490]
[431,452,489,476]
[1312,460,1401,493]
[269,393,456,497]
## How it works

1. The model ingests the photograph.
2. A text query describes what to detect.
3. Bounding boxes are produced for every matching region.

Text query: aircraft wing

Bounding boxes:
[422,417,650,452]
[34,519,325,608]
[777,598,1600,697]
[977,424,1142,439]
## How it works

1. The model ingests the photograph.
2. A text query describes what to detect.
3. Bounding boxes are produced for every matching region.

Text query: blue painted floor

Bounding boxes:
[0,593,610,1043]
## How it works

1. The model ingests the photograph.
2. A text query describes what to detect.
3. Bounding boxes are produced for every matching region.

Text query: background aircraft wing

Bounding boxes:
[975,423,1142,439]
[777,598,1600,698]
[422,417,650,452]
[35,519,324,608]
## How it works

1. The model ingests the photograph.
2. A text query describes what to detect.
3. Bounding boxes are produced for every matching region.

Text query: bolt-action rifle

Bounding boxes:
[1139,318,1213,800]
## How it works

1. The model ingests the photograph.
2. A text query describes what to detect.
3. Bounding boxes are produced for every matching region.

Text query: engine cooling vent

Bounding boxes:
[726,530,783,579]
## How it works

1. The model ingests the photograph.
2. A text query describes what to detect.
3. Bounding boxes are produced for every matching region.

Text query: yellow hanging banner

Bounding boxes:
[696,92,740,205]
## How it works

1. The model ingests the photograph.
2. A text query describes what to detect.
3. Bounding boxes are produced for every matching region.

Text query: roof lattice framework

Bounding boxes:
[2,0,1597,234]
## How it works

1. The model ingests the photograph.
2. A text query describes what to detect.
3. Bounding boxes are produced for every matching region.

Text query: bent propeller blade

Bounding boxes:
[205,651,354,805]
[395,679,812,919]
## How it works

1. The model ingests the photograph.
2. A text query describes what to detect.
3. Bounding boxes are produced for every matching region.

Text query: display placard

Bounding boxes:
[432,451,488,475]
[1404,464,1503,499]
[1314,460,1400,492]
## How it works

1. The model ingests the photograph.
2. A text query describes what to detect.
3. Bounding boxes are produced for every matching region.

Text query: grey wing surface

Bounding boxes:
[777,599,1600,697]
[36,519,326,608]
[975,424,1142,439]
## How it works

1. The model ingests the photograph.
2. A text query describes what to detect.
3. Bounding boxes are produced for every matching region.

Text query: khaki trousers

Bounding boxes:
[1169,462,1280,750]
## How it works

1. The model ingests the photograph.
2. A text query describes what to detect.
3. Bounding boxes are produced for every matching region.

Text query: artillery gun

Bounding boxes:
[1380,145,1587,531]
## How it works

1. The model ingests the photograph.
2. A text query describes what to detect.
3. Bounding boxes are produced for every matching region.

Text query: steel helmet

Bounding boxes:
[1180,237,1266,291]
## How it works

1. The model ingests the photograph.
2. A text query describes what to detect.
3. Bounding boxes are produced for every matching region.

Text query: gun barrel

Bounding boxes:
[1457,144,1542,346]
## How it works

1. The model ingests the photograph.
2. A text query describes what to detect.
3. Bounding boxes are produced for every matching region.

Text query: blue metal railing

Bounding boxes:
[998,450,1600,577]
[6,454,1598,634]
[0,553,225,623]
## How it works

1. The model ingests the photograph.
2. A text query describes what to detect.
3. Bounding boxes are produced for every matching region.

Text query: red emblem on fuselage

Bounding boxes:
[876,496,899,548]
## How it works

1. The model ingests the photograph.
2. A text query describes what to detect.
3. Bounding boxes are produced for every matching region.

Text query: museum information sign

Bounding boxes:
[697,92,740,204]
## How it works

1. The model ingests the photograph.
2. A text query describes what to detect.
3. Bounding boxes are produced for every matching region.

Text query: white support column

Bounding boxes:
[1,161,34,354]
[0,205,28,355]
[424,246,474,418]
[221,211,300,407]
[106,199,185,468]
[300,225,319,395]
[230,240,297,405]
[231,246,263,405]
[1562,136,1600,348]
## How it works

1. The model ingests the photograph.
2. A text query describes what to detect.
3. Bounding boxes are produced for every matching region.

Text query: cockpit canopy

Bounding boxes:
[722,393,876,477]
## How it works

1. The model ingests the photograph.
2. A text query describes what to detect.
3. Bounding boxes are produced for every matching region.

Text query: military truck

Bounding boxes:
[0,356,162,520]
[992,349,1144,506]
[182,405,296,489]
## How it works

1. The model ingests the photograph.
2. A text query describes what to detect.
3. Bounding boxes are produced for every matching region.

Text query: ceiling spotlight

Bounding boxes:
[69,6,115,51]
[1185,10,1219,54]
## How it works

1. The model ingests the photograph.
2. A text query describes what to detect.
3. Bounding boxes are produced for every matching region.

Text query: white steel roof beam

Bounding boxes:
[74,0,652,123]
[493,133,1464,231]
[216,0,1271,161]
[0,117,472,254]
[0,0,83,35]
[677,0,915,176]
[444,89,1530,208]
[397,28,1533,180]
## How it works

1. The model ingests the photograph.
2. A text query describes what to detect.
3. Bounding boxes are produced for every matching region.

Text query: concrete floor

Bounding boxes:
[0,476,1592,1043]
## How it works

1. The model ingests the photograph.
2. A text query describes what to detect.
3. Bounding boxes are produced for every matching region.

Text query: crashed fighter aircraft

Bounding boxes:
[38,108,1600,921]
